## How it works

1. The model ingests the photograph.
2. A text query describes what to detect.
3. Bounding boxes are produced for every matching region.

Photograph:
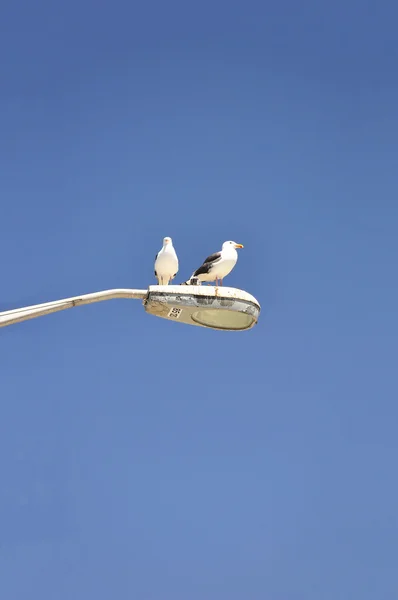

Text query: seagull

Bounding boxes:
[154,237,179,285]
[182,240,244,286]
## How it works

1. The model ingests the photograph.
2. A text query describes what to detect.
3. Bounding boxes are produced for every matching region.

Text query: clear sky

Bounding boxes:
[1,1,397,598]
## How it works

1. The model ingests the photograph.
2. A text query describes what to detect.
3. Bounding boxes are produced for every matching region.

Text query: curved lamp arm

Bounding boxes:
[0,288,147,328]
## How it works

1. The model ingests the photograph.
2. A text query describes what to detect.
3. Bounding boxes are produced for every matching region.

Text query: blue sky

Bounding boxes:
[1,1,397,598]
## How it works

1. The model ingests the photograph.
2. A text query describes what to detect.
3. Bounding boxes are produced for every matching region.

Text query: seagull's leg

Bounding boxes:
[220,278,223,286]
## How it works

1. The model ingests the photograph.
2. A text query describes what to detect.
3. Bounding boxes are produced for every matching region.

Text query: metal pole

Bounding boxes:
[0,288,148,328]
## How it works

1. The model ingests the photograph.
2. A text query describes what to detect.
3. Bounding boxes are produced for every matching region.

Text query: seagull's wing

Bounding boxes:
[202,252,222,264]
[193,252,222,276]
[154,252,158,276]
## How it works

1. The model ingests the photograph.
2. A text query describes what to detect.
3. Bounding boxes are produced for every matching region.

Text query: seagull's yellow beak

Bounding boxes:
[234,243,244,249]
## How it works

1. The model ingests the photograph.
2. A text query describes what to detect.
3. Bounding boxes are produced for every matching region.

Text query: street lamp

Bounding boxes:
[0,285,260,332]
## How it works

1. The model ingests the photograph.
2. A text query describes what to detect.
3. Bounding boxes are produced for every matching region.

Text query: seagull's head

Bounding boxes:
[163,236,173,246]
[223,240,244,250]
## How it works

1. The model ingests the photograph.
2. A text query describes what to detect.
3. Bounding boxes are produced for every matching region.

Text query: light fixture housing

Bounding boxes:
[143,285,260,331]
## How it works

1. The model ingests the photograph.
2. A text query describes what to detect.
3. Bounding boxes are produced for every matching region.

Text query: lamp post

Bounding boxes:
[0,285,260,331]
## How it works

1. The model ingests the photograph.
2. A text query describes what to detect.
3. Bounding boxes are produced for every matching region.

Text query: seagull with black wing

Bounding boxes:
[182,240,244,286]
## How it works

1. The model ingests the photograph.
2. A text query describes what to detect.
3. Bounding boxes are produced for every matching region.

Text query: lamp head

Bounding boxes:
[143,285,260,331]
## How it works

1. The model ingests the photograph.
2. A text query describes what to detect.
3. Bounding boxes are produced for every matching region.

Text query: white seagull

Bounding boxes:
[154,236,179,285]
[182,240,244,286]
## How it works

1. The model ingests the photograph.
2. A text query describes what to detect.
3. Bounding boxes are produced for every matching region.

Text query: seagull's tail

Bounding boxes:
[180,276,201,286]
